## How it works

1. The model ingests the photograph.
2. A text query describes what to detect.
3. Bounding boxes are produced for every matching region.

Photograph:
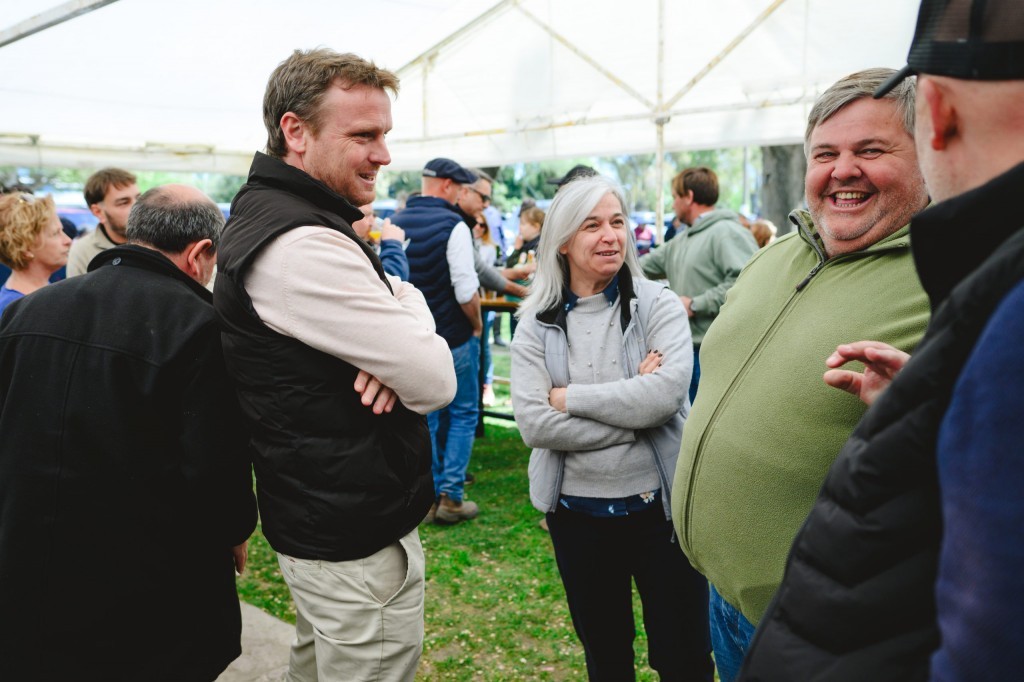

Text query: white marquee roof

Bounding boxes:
[0,0,917,174]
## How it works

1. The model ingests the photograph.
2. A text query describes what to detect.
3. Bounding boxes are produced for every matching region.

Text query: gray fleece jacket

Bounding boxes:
[511,274,693,518]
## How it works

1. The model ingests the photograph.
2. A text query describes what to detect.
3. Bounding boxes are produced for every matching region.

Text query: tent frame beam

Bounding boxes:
[0,0,120,49]
[514,4,655,110]
[393,0,791,231]
[664,0,788,109]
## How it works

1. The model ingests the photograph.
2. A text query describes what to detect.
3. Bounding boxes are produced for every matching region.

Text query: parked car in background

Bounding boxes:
[56,205,98,234]
[372,199,397,221]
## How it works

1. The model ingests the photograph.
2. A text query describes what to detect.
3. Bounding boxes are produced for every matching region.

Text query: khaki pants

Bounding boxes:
[278,530,425,682]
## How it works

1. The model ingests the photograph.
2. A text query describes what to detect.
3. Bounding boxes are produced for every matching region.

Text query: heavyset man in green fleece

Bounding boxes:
[670,68,932,682]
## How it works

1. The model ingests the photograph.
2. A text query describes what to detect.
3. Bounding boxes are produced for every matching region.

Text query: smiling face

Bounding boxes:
[559,192,628,296]
[301,83,392,205]
[805,97,928,257]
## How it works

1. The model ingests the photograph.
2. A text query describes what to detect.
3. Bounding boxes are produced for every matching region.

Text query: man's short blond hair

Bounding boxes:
[263,48,399,159]
[0,193,57,270]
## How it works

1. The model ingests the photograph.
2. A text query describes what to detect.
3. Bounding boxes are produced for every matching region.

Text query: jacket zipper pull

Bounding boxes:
[796,262,825,291]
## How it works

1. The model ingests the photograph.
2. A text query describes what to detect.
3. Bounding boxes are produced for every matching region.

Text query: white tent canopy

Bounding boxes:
[0,0,916,176]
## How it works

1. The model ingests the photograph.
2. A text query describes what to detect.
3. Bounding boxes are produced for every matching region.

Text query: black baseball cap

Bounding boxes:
[875,0,1024,98]
[547,164,598,187]
[422,158,477,184]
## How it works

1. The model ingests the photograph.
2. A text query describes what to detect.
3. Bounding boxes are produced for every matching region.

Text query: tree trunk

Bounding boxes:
[760,145,807,236]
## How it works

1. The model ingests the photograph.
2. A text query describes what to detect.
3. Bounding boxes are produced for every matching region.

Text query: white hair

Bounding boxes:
[517,176,642,320]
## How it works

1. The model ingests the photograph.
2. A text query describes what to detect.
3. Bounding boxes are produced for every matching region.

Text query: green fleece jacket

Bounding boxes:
[671,209,930,624]
[639,208,757,346]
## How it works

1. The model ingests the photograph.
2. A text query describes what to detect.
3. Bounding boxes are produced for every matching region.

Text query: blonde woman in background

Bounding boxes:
[0,193,72,315]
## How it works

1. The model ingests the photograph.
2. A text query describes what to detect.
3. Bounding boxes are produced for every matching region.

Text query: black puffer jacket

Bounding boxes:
[215,153,434,562]
[739,162,1024,682]
[0,245,257,681]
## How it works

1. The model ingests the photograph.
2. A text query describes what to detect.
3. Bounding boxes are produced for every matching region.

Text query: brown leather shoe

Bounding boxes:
[435,493,480,524]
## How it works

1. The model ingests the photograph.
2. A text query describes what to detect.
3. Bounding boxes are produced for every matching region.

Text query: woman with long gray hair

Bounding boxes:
[511,176,712,680]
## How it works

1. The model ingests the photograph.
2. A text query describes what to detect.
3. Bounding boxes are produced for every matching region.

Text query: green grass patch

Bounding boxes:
[237,342,675,681]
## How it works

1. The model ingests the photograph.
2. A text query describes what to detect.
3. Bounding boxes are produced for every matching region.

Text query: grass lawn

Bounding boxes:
[237,339,675,681]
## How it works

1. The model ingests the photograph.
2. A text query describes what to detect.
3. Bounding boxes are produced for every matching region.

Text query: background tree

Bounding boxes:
[760,145,806,236]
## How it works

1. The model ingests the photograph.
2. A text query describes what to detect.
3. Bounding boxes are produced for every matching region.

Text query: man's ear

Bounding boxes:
[280,112,307,155]
[183,238,215,280]
[88,203,104,221]
[920,77,956,152]
[441,178,457,202]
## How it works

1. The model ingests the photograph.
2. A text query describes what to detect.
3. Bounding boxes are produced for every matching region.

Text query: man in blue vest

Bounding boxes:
[392,158,483,524]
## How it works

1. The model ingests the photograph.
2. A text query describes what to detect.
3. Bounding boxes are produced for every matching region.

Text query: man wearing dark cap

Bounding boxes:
[391,158,484,524]
[738,1,1024,680]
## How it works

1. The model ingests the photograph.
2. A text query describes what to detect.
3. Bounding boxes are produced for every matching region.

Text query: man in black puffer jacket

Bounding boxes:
[739,2,1024,680]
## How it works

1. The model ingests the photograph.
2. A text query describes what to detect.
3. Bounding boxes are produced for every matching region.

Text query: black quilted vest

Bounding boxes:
[214,153,433,561]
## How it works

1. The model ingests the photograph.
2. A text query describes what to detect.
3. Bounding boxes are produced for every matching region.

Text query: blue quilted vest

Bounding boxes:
[392,195,473,348]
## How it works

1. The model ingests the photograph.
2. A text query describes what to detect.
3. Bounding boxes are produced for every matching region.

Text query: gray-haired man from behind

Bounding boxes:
[0,184,257,680]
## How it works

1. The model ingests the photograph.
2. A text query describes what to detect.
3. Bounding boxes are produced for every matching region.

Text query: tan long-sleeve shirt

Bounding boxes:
[245,225,456,415]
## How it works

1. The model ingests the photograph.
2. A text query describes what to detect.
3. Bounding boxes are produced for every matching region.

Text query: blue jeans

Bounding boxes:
[709,583,757,682]
[427,335,480,503]
[689,347,701,405]
[481,311,495,386]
